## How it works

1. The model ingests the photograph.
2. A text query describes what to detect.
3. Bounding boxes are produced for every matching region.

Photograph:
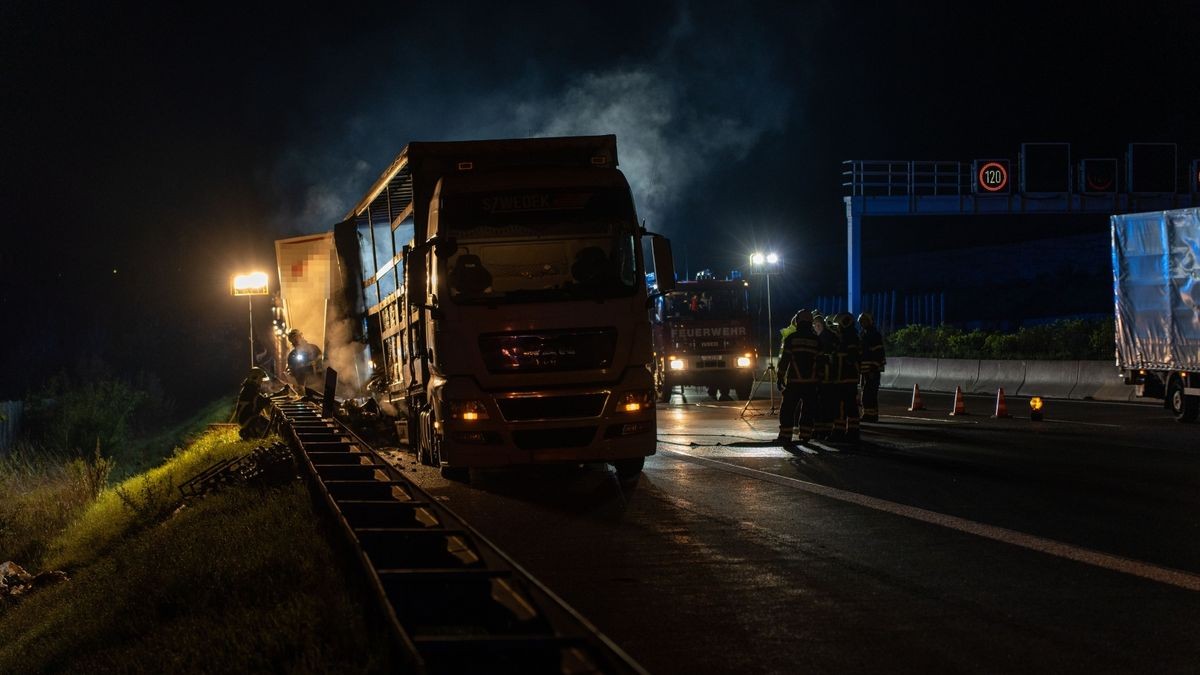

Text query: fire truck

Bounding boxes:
[651,273,757,401]
[315,135,675,480]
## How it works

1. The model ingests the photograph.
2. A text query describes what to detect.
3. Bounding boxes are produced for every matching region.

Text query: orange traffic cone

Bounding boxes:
[950,386,967,416]
[992,387,1011,418]
[907,384,925,411]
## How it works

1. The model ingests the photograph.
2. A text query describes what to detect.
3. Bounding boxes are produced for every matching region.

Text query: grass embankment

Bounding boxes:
[1,426,390,672]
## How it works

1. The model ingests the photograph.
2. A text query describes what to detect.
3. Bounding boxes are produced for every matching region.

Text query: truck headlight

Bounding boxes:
[669,357,686,370]
[448,400,489,421]
[736,354,753,368]
[617,390,654,413]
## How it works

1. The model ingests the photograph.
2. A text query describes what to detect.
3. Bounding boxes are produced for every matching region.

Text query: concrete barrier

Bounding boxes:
[1018,361,1080,399]
[888,357,938,392]
[972,360,1026,396]
[929,359,980,393]
[882,358,1137,401]
[1071,361,1133,401]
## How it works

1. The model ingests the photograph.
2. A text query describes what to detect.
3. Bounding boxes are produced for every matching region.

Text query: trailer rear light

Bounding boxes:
[457,161,474,170]
[736,355,753,368]
[448,400,489,421]
[669,357,686,370]
[1029,396,1044,421]
[617,391,654,413]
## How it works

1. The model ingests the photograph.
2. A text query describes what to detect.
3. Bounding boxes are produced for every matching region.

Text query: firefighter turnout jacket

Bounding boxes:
[859,326,886,373]
[778,324,820,384]
[836,327,861,384]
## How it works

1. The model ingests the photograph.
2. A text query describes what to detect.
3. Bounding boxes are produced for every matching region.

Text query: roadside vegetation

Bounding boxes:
[885,319,1114,360]
[1,376,391,671]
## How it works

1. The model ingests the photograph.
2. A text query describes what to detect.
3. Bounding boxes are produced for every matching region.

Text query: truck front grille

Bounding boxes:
[512,427,598,450]
[496,393,609,422]
[479,328,616,374]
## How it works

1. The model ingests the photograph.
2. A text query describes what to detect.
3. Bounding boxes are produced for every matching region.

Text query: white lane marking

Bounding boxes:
[881,414,979,424]
[675,446,798,458]
[659,448,1200,592]
[1041,419,1122,429]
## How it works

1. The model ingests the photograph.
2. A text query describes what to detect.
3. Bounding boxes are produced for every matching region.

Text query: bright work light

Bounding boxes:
[232,271,270,369]
[232,272,269,296]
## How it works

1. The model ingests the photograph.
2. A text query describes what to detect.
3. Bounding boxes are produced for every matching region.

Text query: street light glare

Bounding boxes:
[750,252,765,265]
[232,272,270,296]
[766,253,779,264]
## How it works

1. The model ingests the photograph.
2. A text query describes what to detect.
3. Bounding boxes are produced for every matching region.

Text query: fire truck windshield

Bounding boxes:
[664,287,747,320]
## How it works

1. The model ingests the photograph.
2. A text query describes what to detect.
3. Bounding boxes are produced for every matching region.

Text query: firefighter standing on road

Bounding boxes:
[858,312,886,423]
[775,310,820,444]
[833,312,862,443]
[811,312,837,440]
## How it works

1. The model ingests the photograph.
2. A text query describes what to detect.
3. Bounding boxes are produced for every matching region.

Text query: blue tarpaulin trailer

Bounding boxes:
[1112,208,1200,421]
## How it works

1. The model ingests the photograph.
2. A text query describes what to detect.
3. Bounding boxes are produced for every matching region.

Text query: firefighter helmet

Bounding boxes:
[835,312,855,327]
[858,312,874,328]
[247,367,268,381]
[794,309,813,324]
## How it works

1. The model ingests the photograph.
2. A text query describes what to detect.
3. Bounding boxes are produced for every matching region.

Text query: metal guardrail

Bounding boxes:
[275,400,647,675]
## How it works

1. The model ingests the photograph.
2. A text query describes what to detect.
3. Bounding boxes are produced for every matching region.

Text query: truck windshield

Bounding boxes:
[439,186,639,303]
[664,288,747,320]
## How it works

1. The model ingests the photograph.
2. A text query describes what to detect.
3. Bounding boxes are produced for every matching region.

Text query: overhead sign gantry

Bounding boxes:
[841,142,1199,313]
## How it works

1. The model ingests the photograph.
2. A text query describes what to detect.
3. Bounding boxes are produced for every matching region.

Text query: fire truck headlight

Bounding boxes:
[617,390,654,413]
[448,400,489,421]
[669,357,686,371]
[736,355,753,368]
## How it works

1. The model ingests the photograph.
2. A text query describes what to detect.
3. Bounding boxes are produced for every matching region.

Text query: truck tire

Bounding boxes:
[611,457,645,481]
[706,386,720,401]
[417,408,434,465]
[736,382,753,401]
[1167,377,1199,423]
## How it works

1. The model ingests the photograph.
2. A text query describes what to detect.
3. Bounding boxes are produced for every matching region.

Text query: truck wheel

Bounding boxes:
[611,457,645,480]
[736,383,753,401]
[1168,377,1199,423]
[417,409,433,465]
[706,386,719,401]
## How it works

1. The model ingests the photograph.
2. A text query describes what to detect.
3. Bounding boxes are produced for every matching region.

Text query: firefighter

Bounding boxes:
[286,329,322,393]
[775,310,820,444]
[858,312,886,423]
[811,312,838,440]
[235,367,271,439]
[832,312,862,443]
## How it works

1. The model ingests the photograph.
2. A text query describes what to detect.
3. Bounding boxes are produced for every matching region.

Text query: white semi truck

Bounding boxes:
[326,135,675,479]
[1112,207,1200,422]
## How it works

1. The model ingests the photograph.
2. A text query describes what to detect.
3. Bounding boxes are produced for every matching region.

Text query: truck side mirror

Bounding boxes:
[405,246,427,307]
[651,236,676,293]
[434,235,458,259]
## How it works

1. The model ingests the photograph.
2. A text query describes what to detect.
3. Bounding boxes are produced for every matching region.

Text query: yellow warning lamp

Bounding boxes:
[1029,396,1044,421]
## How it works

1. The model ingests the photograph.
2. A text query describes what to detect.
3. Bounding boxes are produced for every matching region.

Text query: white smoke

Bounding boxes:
[270,7,792,237]
[512,68,775,229]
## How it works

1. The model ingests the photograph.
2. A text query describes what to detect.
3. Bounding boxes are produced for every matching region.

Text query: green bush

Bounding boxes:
[886,319,1114,360]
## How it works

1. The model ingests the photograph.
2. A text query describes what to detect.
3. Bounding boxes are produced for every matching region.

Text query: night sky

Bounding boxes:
[2,1,1197,403]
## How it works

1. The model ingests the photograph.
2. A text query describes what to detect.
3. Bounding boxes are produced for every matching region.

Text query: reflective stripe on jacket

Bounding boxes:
[778,327,820,383]
[859,328,886,373]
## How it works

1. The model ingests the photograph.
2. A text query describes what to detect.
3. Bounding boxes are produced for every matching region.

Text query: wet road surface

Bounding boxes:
[385,388,1200,674]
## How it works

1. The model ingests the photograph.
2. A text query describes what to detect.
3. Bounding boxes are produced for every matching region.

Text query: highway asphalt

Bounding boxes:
[388,388,1200,674]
